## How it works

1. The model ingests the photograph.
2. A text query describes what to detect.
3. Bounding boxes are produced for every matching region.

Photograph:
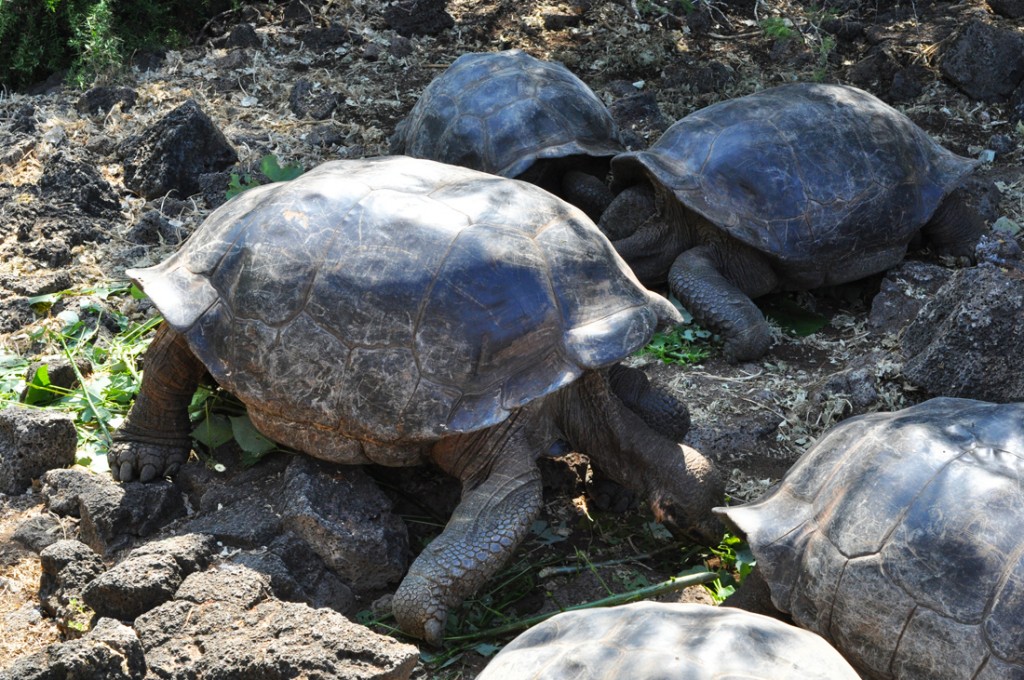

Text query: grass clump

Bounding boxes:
[0,284,155,470]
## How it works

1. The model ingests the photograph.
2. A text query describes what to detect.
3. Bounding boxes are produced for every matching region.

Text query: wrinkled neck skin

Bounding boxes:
[548,369,722,544]
[656,182,718,252]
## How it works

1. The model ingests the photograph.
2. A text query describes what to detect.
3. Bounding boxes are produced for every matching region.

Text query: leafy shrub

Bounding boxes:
[0,0,254,90]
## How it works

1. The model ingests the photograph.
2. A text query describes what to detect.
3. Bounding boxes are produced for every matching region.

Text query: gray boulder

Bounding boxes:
[40,468,185,554]
[902,265,1024,401]
[37,540,105,633]
[0,406,76,495]
[279,456,408,591]
[868,261,952,336]
[120,99,238,200]
[135,566,419,680]
[81,534,215,622]
[0,618,145,680]
[941,19,1024,102]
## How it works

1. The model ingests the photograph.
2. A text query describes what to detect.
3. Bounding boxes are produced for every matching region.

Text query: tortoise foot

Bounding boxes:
[392,572,450,646]
[723,321,772,364]
[107,436,190,482]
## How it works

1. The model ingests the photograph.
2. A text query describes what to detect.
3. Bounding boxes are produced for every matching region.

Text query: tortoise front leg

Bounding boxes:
[560,169,614,223]
[608,364,690,442]
[109,323,205,482]
[393,414,544,645]
[668,243,777,363]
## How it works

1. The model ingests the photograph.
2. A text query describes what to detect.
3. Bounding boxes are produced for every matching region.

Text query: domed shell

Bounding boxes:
[390,49,623,179]
[476,601,860,680]
[720,397,1024,679]
[128,157,675,447]
[611,83,978,279]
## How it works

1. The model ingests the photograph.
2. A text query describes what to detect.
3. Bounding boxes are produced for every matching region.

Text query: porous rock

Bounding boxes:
[82,534,215,621]
[230,532,354,611]
[902,265,1024,401]
[0,618,145,680]
[37,539,105,628]
[40,467,186,554]
[868,261,952,336]
[12,513,66,552]
[120,99,238,199]
[383,0,454,37]
[0,406,76,496]
[279,456,408,591]
[987,0,1024,18]
[940,19,1024,102]
[38,152,121,219]
[76,86,138,116]
[135,566,419,680]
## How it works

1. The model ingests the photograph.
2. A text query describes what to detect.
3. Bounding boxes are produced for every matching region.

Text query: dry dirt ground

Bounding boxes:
[1,0,1023,676]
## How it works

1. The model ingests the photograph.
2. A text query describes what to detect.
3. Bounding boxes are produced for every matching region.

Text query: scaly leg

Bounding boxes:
[392,411,545,645]
[108,323,205,482]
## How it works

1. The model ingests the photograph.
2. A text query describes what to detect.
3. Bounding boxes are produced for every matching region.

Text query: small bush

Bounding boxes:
[0,0,254,91]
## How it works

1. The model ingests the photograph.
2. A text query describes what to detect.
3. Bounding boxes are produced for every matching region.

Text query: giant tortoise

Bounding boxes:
[601,83,983,361]
[720,397,1024,679]
[389,49,623,221]
[108,156,722,645]
[476,601,860,679]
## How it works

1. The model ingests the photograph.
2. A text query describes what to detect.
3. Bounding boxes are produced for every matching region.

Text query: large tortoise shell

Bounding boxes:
[128,157,675,448]
[721,397,1024,679]
[611,83,978,280]
[476,601,860,679]
[390,49,623,179]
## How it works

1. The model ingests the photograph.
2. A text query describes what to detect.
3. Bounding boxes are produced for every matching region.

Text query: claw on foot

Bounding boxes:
[108,436,190,483]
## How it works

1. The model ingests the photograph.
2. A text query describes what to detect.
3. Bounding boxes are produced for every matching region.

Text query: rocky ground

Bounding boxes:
[1,0,1023,677]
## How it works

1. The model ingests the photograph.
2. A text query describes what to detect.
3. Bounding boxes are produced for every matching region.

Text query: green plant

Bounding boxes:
[638,325,714,364]
[189,389,279,468]
[813,34,836,82]
[703,532,755,602]
[1,282,281,472]
[0,285,157,469]
[66,0,121,87]
[226,155,305,199]
[0,0,253,90]
[760,16,796,40]
[65,598,94,633]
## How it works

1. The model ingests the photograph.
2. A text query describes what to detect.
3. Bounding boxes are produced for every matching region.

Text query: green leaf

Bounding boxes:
[191,413,234,449]
[229,414,277,457]
[260,154,303,182]
[23,365,55,406]
[472,642,501,657]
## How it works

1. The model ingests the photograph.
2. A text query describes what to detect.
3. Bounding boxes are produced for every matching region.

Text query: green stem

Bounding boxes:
[443,569,718,643]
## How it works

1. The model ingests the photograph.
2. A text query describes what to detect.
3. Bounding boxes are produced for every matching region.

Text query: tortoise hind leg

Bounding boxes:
[393,413,545,645]
[921,187,985,259]
[109,323,205,483]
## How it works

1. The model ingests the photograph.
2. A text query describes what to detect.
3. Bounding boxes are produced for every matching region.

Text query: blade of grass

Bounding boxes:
[442,569,718,643]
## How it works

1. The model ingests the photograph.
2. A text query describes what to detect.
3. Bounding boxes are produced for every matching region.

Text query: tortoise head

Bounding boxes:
[646,446,725,546]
